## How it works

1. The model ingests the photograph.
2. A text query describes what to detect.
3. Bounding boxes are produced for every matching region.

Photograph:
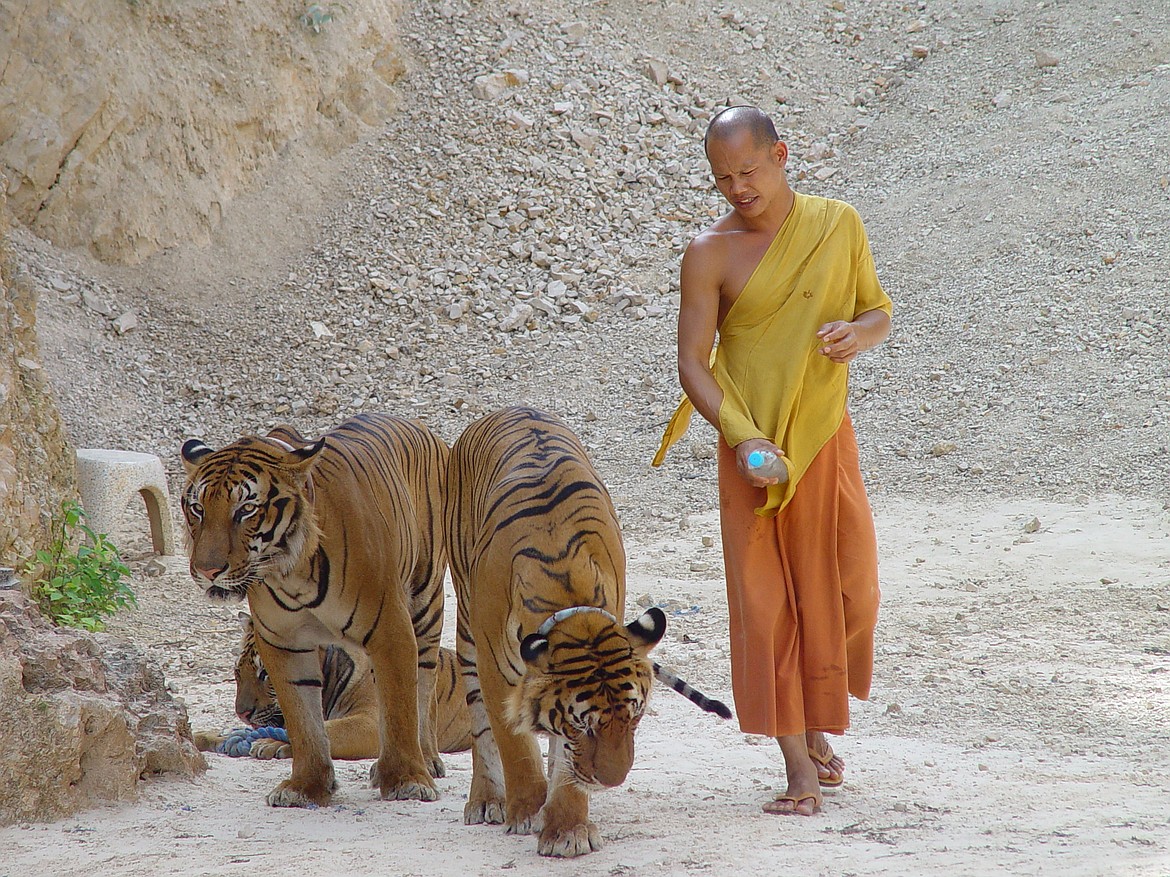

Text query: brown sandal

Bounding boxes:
[807,744,845,787]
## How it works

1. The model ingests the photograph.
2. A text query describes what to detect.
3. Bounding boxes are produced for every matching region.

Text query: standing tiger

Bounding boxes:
[195,612,472,760]
[447,406,673,858]
[180,413,448,808]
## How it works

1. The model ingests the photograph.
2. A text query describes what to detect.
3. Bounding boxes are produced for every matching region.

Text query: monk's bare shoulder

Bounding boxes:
[682,215,740,276]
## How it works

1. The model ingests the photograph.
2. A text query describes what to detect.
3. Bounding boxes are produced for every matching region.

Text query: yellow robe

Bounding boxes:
[653,193,892,515]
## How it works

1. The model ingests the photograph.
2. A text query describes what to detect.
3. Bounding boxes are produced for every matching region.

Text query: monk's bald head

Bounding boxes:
[703,106,780,154]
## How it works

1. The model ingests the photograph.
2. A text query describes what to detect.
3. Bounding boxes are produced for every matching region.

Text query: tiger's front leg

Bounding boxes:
[538,740,601,857]
[476,656,547,835]
[255,639,336,807]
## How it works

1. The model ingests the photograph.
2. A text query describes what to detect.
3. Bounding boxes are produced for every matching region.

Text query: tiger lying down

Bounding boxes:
[180,414,450,807]
[447,406,731,858]
[194,613,472,759]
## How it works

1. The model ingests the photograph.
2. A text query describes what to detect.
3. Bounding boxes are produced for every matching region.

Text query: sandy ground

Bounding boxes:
[2,494,1167,877]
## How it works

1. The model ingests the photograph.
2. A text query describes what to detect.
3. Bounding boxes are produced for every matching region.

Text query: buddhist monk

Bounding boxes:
[653,105,892,816]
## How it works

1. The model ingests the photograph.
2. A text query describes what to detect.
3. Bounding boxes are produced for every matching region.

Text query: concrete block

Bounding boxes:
[75,449,176,556]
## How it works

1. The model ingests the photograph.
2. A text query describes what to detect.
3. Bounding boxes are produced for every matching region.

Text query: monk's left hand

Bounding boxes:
[816,320,862,363]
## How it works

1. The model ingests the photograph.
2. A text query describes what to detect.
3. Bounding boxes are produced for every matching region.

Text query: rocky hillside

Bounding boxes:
[0,0,405,265]
[0,186,74,561]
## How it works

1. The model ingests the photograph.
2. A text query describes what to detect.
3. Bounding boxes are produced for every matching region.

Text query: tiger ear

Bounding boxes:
[282,437,326,472]
[625,607,667,655]
[519,633,550,667]
[181,439,214,473]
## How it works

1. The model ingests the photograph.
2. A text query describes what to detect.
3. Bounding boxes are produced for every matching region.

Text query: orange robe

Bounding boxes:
[718,413,879,737]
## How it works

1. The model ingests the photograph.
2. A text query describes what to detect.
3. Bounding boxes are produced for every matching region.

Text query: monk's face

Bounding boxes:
[706,130,789,218]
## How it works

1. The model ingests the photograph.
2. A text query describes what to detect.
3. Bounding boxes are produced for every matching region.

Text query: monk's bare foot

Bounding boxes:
[763,791,822,815]
[806,731,845,787]
[764,734,824,816]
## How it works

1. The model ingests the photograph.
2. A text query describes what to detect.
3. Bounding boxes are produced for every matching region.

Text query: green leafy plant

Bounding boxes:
[24,500,136,632]
[300,3,346,33]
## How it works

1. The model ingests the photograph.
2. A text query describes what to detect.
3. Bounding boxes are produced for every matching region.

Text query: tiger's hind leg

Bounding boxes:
[365,605,439,802]
[255,638,337,807]
[410,563,446,779]
[322,712,380,760]
[458,611,507,826]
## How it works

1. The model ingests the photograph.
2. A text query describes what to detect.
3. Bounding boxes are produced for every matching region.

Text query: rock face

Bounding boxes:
[0,180,75,564]
[0,0,406,265]
[0,589,205,826]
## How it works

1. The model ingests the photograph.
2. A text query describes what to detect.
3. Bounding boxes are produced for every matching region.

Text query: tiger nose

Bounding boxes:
[193,561,228,581]
[237,707,254,725]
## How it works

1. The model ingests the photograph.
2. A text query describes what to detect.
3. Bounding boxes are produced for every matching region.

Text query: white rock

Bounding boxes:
[472,69,528,101]
[570,128,600,152]
[499,302,534,331]
[112,311,138,334]
[562,21,588,41]
[310,320,334,339]
[82,290,113,316]
[642,59,669,86]
[1034,49,1060,68]
[506,110,534,129]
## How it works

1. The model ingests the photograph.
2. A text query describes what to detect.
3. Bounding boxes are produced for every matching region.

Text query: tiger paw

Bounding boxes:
[265,774,337,808]
[537,821,603,858]
[192,730,227,752]
[464,797,506,826]
[369,762,438,802]
[504,790,546,835]
[425,753,446,779]
[250,739,293,759]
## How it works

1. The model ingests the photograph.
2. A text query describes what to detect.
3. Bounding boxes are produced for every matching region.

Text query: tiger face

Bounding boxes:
[179,436,323,601]
[510,607,666,789]
[233,615,284,728]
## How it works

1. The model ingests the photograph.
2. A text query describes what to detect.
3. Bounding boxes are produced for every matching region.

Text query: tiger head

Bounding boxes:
[233,612,284,728]
[509,606,667,789]
[179,435,324,601]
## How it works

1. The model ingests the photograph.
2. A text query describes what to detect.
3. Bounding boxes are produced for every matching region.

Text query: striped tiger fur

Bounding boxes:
[195,612,473,759]
[180,413,448,808]
[447,406,712,858]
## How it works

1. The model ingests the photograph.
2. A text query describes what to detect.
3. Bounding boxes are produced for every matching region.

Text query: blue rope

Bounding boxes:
[214,726,290,757]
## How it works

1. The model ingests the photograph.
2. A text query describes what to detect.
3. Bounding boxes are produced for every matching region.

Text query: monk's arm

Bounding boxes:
[676,239,725,429]
[816,308,891,364]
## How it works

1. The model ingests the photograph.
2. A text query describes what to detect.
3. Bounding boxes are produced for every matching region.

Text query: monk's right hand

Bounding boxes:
[735,439,785,488]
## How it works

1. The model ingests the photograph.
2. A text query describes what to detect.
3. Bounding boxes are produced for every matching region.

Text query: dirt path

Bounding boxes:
[3,496,1168,876]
